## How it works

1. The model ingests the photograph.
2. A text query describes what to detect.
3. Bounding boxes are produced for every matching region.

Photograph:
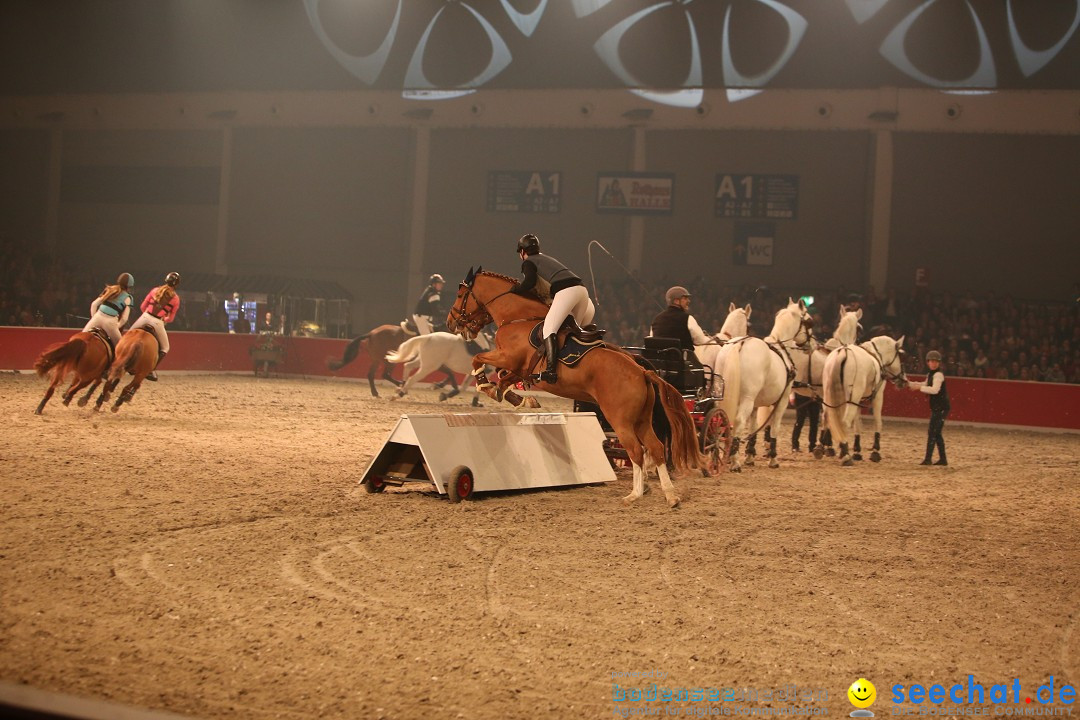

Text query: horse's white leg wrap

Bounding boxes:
[654,455,681,508]
[623,462,645,504]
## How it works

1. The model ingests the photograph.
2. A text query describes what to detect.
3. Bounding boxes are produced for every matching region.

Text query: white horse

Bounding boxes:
[821,333,907,465]
[708,298,810,471]
[694,302,751,372]
[792,308,861,403]
[385,331,493,405]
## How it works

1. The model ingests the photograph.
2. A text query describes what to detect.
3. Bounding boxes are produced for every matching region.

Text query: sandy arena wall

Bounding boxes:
[3,326,1077,430]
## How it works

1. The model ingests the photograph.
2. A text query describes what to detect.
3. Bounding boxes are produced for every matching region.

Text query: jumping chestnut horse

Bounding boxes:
[446,268,702,507]
[328,323,460,398]
[33,331,112,414]
[95,329,159,413]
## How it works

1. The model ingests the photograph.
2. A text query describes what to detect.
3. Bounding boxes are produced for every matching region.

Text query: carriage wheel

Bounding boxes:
[700,407,730,477]
[363,475,387,494]
[447,465,475,503]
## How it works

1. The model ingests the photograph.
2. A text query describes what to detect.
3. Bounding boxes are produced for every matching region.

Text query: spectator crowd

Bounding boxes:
[3,242,1077,383]
[590,276,1079,384]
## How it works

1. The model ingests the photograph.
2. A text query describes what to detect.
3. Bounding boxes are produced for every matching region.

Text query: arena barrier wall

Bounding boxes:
[3,327,1077,430]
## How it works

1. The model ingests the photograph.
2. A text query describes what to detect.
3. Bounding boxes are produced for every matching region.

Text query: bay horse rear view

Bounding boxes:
[447,268,703,507]
[95,329,159,413]
[327,324,407,397]
[33,331,112,414]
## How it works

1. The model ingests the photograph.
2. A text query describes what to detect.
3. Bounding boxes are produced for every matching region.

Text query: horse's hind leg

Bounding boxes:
[63,377,94,406]
[35,382,58,415]
[438,368,460,401]
[77,379,102,407]
[95,377,120,411]
[381,362,402,388]
[367,365,380,397]
[112,380,141,413]
[639,417,679,508]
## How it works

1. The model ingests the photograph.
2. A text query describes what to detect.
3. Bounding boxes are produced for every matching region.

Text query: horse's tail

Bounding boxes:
[715,342,741,431]
[645,372,705,472]
[385,335,422,365]
[822,348,849,446]
[109,335,142,381]
[34,337,86,378]
[328,332,370,371]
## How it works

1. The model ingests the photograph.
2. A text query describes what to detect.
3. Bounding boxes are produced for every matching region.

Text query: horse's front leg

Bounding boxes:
[869,388,885,462]
[495,372,540,409]
[469,351,536,408]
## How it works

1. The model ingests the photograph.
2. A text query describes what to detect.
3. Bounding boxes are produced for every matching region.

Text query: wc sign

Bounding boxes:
[733,222,775,266]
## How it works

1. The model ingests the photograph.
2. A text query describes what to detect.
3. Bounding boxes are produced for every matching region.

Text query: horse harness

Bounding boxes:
[822,341,904,410]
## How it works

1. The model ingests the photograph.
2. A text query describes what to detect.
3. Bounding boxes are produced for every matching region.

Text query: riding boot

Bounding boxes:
[934,437,948,466]
[146,351,166,381]
[919,438,934,465]
[532,334,558,384]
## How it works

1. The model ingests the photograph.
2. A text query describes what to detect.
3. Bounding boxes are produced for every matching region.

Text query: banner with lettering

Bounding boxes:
[733,222,775,266]
[487,171,561,213]
[596,173,674,215]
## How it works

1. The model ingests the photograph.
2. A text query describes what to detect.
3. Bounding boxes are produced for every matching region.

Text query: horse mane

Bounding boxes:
[478,270,520,286]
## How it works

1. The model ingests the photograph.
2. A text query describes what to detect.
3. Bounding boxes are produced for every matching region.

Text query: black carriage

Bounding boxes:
[573,337,731,476]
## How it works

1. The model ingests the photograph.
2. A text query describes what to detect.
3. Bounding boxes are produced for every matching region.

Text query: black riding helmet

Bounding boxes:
[115,273,134,290]
[165,271,181,288]
[516,234,540,255]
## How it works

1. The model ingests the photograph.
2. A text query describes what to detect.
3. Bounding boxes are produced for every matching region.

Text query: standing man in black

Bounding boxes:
[908,349,950,465]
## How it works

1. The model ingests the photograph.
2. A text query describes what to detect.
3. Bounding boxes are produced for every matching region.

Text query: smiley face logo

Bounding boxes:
[848,678,877,709]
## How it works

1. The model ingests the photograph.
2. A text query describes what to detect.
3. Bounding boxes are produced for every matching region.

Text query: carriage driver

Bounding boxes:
[413,274,445,335]
[129,271,181,382]
[82,272,135,350]
[510,233,595,384]
[650,286,710,352]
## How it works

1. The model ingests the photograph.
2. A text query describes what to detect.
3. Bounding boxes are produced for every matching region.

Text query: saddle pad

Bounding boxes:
[528,321,607,368]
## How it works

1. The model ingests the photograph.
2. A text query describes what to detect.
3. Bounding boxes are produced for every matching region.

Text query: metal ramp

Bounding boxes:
[360,412,616,501]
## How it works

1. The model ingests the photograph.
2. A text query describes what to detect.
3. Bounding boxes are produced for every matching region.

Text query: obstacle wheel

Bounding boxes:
[363,475,387,494]
[447,465,475,503]
[699,407,730,477]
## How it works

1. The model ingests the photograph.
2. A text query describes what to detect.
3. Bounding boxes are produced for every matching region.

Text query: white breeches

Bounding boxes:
[543,285,595,337]
[413,315,433,335]
[129,313,169,353]
[82,313,122,346]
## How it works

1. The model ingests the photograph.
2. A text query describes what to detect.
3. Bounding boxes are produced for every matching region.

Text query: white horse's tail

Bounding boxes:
[822,349,851,447]
[386,335,424,364]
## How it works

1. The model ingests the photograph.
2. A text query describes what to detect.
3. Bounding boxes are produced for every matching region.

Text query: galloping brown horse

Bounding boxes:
[328,323,461,398]
[33,331,112,414]
[447,268,702,507]
[95,329,158,413]
[327,324,407,397]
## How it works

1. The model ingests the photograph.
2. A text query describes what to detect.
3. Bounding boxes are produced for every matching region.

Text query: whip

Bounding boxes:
[586,240,665,312]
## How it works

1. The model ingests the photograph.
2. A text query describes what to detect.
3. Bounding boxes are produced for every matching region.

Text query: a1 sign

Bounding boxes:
[915,267,929,287]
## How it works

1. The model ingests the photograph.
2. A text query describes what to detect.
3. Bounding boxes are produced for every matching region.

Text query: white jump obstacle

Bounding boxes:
[360,412,616,501]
